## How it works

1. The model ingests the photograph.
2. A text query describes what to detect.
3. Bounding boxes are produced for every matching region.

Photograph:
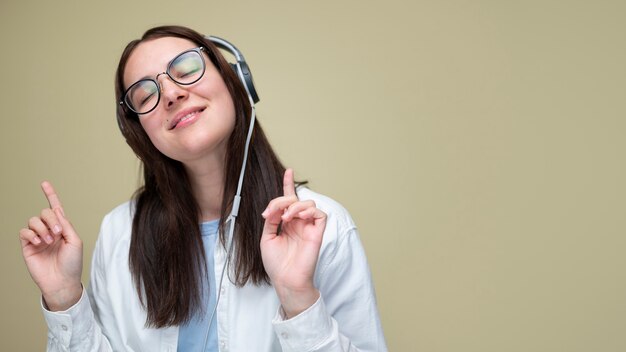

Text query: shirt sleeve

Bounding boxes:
[271,224,387,352]
[272,295,355,351]
[41,288,113,351]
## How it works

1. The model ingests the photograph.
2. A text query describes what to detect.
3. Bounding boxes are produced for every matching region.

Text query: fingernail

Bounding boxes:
[33,236,41,245]
[45,235,54,244]
[53,225,62,235]
[262,208,269,217]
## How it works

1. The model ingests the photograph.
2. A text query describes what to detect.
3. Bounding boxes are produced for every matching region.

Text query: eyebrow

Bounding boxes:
[126,47,200,88]
[126,72,161,89]
[138,75,155,81]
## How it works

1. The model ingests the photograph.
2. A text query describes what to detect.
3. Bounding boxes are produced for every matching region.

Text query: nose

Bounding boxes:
[157,73,188,109]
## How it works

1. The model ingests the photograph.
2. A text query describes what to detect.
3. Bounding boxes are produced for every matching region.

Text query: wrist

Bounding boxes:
[274,284,320,319]
[42,283,83,312]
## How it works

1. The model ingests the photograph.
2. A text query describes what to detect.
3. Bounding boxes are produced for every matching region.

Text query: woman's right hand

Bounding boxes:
[19,181,83,311]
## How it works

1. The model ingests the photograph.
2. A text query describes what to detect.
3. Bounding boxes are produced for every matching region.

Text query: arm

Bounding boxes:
[271,224,386,351]
[18,181,112,351]
[42,288,113,351]
[260,170,387,351]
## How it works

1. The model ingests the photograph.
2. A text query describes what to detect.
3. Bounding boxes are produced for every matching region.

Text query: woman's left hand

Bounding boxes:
[260,168,327,319]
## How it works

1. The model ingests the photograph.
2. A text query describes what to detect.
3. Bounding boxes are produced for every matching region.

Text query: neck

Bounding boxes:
[184,153,226,222]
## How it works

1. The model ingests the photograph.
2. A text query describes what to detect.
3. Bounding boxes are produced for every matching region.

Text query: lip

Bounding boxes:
[168,106,206,130]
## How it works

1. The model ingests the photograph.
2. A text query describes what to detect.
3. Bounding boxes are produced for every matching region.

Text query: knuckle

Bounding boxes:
[294,200,312,210]
[271,196,290,210]
[266,199,278,210]
[19,228,31,238]
[40,208,53,218]
[28,216,40,227]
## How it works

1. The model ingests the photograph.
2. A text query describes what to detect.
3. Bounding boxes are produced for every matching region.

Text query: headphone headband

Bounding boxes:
[206,36,259,105]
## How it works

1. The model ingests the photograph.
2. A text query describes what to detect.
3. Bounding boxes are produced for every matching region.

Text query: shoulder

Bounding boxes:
[95,200,135,250]
[101,200,135,232]
[296,187,356,233]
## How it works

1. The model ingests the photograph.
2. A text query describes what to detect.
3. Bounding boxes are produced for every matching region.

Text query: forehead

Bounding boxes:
[123,37,199,88]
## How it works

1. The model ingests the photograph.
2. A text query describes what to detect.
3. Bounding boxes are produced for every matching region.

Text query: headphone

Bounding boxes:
[202,35,258,220]
[202,35,258,350]
[207,35,259,105]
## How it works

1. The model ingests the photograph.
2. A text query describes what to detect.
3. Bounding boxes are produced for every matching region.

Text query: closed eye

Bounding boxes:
[140,92,156,106]
[178,67,202,78]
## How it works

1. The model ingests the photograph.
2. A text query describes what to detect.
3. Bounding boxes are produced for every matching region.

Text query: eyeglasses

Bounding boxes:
[120,47,206,115]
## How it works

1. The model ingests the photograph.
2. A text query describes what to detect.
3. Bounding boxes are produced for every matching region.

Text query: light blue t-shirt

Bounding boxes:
[177,219,220,352]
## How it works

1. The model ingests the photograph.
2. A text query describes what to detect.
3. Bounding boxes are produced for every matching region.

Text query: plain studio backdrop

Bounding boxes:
[1,0,624,351]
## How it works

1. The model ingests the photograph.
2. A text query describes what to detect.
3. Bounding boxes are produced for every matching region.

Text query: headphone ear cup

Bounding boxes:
[229,62,260,104]
[238,61,259,104]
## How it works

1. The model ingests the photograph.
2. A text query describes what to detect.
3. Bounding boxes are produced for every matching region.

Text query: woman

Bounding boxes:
[19,25,386,351]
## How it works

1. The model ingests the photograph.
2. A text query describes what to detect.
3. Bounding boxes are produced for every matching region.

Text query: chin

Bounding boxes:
[174,137,229,163]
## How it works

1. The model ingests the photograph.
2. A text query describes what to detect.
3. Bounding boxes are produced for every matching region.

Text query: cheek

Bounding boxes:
[139,118,169,152]
[139,117,159,139]
[202,80,237,132]
[217,86,237,126]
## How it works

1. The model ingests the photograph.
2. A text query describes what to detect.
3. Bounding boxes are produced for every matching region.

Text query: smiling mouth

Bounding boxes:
[169,108,206,130]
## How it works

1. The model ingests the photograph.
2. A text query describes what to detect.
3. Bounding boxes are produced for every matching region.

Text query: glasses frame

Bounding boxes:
[120,47,206,115]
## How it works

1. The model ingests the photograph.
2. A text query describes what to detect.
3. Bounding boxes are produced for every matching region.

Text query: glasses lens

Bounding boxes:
[126,80,159,114]
[169,50,205,85]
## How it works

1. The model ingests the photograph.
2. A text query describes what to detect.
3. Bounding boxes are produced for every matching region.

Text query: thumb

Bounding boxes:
[261,205,284,242]
[261,212,280,242]
[54,208,80,244]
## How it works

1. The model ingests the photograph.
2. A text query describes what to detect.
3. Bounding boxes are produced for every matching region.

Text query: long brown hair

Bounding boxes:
[115,26,286,328]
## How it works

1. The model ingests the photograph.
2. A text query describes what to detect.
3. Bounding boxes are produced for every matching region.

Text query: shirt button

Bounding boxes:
[61,325,68,331]
[221,286,226,294]
[281,332,289,339]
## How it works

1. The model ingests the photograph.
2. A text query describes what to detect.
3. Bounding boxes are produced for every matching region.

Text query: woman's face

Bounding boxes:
[123,37,236,165]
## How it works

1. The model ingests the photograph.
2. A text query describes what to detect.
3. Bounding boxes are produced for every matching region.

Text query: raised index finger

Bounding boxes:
[41,181,63,211]
[283,168,296,197]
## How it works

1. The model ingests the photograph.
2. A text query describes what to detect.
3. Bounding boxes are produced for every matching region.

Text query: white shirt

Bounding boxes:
[42,188,387,351]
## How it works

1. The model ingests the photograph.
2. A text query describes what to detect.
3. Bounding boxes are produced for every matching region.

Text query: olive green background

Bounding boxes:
[1,0,624,351]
